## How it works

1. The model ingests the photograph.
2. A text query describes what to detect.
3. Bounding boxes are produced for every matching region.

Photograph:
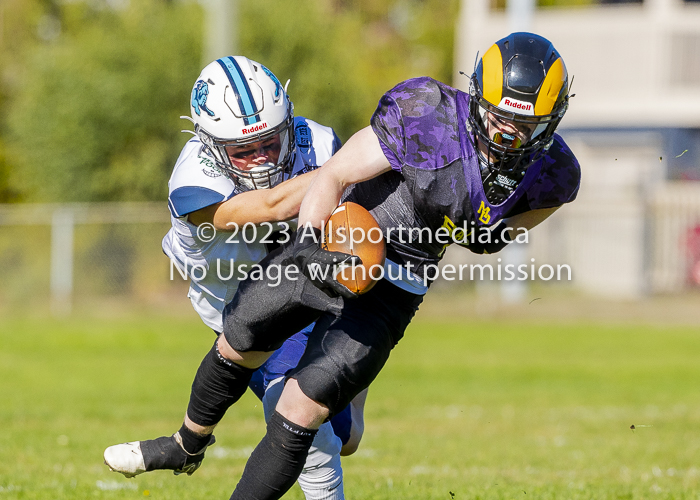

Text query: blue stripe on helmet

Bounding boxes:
[216,57,261,126]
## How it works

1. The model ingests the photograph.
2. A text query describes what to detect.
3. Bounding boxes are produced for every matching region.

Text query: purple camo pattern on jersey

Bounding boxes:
[524,139,580,208]
[373,77,466,173]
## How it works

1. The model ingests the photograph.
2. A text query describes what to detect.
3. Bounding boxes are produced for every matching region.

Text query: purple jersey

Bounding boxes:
[343,77,580,280]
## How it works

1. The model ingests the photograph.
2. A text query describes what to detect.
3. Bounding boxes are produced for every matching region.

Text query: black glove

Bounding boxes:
[466,222,512,255]
[292,226,362,299]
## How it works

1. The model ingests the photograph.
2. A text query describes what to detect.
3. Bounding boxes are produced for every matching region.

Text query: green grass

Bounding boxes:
[1,310,699,499]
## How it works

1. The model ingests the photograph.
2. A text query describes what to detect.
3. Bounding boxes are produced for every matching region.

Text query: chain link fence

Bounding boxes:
[2,191,700,316]
[0,203,187,316]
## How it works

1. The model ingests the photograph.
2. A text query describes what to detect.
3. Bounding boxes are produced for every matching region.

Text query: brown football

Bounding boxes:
[323,202,386,295]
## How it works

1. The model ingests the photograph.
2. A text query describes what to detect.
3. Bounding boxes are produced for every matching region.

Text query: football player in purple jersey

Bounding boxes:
[129,33,580,500]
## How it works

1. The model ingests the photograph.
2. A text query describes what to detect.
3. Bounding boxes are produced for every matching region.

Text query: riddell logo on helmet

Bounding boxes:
[242,122,269,135]
[504,99,531,111]
[499,97,534,115]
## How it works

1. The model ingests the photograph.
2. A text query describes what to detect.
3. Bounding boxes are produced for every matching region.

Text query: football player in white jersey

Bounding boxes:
[103,56,364,500]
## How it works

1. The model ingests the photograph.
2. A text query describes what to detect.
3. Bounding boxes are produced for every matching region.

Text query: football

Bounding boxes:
[323,202,386,294]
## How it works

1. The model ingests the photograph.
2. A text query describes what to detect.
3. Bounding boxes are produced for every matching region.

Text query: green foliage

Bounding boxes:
[3,0,459,201]
[240,0,459,141]
[0,139,18,202]
[5,1,203,202]
[0,0,47,202]
[491,0,597,10]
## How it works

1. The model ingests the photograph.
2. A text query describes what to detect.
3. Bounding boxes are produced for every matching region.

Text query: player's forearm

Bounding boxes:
[298,170,347,229]
[298,126,392,229]
[503,206,560,239]
[261,169,321,222]
[207,170,320,230]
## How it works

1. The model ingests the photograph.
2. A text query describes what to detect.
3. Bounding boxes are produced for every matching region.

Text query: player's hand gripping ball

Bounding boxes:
[323,202,386,295]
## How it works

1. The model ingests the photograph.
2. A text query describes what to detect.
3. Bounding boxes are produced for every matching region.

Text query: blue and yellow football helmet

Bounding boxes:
[469,32,570,201]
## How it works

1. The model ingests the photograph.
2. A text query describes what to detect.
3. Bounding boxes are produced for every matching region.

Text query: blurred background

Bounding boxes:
[2,2,700,499]
[2,0,700,319]
[0,0,459,317]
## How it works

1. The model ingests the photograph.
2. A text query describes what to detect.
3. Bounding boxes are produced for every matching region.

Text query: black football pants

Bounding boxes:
[222,240,424,416]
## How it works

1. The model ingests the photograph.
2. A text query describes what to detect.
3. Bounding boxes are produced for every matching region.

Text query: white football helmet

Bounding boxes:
[188,56,294,190]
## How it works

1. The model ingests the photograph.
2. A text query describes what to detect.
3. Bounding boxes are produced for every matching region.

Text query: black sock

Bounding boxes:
[230,411,318,500]
[186,339,256,427]
[178,423,212,455]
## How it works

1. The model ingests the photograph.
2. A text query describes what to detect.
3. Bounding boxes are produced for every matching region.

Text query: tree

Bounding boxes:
[5,0,202,202]
[0,0,49,202]
[240,0,459,141]
[3,0,459,202]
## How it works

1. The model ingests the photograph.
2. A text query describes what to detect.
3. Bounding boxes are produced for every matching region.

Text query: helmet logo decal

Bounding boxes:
[495,174,517,188]
[498,97,534,115]
[241,122,269,135]
[216,57,261,126]
[261,65,283,101]
[191,80,215,117]
[295,122,311,152]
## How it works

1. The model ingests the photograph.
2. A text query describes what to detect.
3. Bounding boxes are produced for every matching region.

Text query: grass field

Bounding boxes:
[1,295,700,499]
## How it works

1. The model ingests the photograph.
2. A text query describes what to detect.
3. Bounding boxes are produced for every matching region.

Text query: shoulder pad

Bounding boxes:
[167,138,236,217]
[290,117,341,176]
[526,134,581,208]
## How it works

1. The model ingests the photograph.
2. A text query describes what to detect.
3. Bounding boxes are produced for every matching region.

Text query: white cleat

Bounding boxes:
[104,433,215,477]
[104,441,146,478]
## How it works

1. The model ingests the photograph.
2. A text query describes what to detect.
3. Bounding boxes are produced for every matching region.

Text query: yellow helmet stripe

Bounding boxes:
[534,57,566,115]
[481,44,503,106]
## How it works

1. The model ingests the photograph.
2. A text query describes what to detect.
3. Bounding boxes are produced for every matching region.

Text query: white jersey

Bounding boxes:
[163,117,341,331]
